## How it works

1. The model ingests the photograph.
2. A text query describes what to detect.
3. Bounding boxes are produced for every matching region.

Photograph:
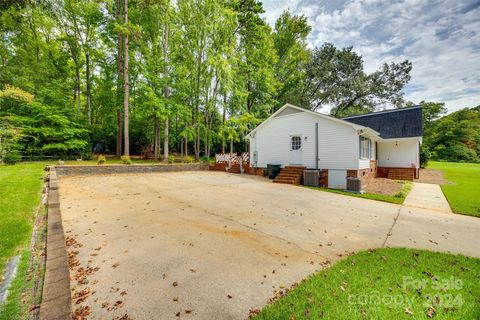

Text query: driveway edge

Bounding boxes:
[39,167,71,320]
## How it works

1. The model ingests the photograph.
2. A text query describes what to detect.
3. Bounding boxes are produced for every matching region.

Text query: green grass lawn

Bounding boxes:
[254,248,480,320]
[428,161,480,217]
[0,162,47,319]
[306,181,412,205]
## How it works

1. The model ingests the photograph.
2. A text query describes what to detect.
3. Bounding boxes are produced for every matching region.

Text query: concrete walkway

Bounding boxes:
[402,182,452,213]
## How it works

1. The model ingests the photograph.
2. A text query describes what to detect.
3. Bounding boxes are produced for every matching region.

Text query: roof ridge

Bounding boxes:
[342,106,422,119]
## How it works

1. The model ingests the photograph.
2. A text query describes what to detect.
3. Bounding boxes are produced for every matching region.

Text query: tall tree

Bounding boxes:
[116,0,124,157]
[123,0,129,156]
[272,11,311,109]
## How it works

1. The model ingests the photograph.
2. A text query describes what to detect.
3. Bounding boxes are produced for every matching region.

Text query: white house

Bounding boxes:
[246,104,423,188]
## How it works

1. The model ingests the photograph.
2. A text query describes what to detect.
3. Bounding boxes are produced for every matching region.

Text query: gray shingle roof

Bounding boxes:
[343,106,423,139]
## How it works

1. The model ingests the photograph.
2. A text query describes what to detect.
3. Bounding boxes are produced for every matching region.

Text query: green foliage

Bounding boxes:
[424,106,479,162]
[97,154,106,164]
[167,155,175,163]
[120,155,132,165]
[0,87,90,159]
[420,144,431,168]
[394,181,413,198]
[0,1,417,160]
[182,156,195,163]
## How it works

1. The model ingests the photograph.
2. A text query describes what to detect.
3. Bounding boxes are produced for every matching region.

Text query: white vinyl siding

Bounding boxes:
[250,111,359,170]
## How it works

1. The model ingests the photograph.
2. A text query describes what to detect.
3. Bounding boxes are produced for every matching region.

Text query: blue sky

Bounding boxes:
[261,0,480,113]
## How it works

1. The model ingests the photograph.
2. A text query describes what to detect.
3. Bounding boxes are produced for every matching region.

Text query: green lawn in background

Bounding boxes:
[254,248,480,320]
[305,181,412,205]
[428,161,480,217]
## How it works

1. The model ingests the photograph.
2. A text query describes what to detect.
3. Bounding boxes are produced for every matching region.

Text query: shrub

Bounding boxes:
[420,144,431,168]
[182,156,195,163]
[121,155,132,165]
[3,148,22,164]
[167,155,176,163]
[97,154,106,165]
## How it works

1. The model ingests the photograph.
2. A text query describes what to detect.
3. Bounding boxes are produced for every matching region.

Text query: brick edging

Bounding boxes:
[39,167,72,320]
[55,163,209,176]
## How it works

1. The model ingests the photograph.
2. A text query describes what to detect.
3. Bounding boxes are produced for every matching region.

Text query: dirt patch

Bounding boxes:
[364,178,403,195]
[416,168,449,185]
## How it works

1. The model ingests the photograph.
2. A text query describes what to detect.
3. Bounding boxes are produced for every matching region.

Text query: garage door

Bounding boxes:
[328,170,347,189]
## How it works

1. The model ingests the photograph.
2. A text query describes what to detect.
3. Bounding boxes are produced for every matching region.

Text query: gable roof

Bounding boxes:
[246,103,380,138]
[343,106,423,139]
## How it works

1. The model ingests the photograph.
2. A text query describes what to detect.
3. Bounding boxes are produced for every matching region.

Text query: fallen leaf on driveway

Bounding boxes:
[112,263,120,268]
[227,294,233,299]
[72,306,91,320]
[172,281,178,287]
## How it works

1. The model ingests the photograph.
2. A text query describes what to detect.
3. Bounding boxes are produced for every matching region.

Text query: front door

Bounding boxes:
[289,135,303,165]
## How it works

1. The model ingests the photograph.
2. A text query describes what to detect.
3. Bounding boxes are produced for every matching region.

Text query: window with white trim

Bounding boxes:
[359,136,371,159]
[291,136,301,150]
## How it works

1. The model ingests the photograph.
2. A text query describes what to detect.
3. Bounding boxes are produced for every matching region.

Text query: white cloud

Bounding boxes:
[261,0,480,113]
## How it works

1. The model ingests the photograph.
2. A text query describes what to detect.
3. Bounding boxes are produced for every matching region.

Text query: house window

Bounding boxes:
[359,136,371,159]
[291,136,301,150]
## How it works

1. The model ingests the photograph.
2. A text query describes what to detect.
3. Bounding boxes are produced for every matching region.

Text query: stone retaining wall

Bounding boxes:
[55,163,209,176]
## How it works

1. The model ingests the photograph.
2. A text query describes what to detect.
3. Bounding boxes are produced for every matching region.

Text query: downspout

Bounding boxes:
[315,122,319,171]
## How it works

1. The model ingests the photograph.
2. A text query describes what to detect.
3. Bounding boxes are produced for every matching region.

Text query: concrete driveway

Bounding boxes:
[58,171,480,319]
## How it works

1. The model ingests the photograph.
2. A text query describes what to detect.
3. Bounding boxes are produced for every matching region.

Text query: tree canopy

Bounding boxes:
[0,0,441,164]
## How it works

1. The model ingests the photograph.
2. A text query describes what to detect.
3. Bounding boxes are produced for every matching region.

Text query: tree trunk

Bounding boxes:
[116,110,123,157]
[162,1,170,162]
[184,138,188,156]
[123,0,129,156]
[163,116,169,161]
[75,66,81,114]
[85,51,91,125]
[180,138,184,157]
[116,0,123,157]
[153,116,160,159]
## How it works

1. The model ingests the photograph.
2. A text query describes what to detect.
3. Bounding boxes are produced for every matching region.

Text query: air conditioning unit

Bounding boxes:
[303,170,319,187]
[346,177,363,193]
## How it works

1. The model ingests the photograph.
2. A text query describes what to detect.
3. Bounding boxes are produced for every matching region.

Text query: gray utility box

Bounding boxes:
[303,170,319,187]
[346,177,363,193]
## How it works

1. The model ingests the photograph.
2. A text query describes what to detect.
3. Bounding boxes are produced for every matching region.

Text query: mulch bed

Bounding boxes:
[364,178,403,196]
[416,168,450,185]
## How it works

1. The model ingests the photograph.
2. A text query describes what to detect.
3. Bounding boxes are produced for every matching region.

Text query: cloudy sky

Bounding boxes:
[261,0,480,113]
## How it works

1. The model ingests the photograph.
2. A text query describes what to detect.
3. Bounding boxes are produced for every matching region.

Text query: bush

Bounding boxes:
[433,144,478,162]
[182,156,195,163]
[3,149,22,164]
[121,155,132,165]
[420,144,430,168]
[167,155,176,163]
[97,154,106,165]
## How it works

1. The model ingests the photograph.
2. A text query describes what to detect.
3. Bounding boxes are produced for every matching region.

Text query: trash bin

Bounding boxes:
[267,164,282,179]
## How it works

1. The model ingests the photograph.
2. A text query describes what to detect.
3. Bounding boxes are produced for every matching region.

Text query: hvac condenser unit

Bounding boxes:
[346,177,363,193]
[303,170,319,187]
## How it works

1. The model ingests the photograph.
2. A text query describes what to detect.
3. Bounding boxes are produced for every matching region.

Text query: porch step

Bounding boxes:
[387,168,415,181]
[273,166,305,185]
[227,164,241,173]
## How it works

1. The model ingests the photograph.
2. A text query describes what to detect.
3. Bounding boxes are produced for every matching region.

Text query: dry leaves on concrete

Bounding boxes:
[73,287,95,304]
[72,306,91,320]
